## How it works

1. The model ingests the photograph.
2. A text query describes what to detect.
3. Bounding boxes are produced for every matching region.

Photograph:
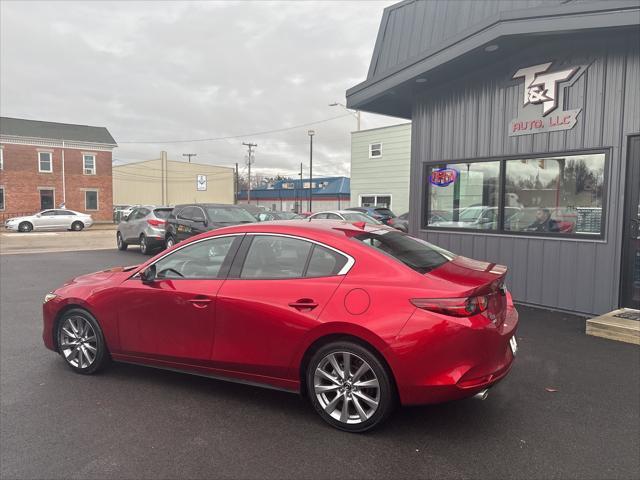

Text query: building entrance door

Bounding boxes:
[621,135,640,309]
[40,189,54,210]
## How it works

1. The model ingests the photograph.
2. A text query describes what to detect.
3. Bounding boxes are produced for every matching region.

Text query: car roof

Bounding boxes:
[174,203,245,208]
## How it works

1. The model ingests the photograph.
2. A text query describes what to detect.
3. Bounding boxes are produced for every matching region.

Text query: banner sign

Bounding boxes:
[429,168,458,187]
[509,61,583,137]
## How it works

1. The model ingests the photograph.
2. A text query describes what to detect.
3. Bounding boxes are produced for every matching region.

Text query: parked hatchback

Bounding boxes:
[164,203,256,248]
[345,206,396,226]
[117,206,172,255]
[4,209,93,232]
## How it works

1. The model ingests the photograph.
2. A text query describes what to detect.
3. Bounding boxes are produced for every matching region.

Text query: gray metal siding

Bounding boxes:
[370,0,567,80]
[409,33,640,315]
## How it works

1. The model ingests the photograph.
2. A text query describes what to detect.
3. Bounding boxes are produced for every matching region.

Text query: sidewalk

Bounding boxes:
[0,226,118,255]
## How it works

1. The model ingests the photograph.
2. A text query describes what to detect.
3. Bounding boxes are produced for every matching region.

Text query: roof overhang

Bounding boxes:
[346,0,640,118]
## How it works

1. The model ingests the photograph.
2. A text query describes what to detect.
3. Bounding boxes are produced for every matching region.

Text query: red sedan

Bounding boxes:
[42,221,518,432]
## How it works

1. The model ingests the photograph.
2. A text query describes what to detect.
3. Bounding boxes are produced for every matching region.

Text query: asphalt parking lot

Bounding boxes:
[1,249,639,480]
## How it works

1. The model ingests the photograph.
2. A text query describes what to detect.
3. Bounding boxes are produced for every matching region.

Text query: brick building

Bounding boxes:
[0,117,117,221]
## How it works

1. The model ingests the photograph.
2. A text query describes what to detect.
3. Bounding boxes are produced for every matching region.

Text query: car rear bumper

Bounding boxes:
[389,302,519,406]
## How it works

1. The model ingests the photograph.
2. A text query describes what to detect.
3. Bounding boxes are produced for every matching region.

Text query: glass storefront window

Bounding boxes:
[504,154,606,235]
[424,152,607,237]
[426,161,500,230]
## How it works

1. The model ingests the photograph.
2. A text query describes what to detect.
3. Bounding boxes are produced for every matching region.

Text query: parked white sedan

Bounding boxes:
[4,209,93,232]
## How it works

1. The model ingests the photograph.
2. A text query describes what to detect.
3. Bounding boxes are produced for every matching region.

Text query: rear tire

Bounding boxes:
[165,235,176,249]
[18,221,33,232]
[56,308,110,375]
[71,221,84,231]
[139,234,150,255]
[306,341,395,433]
[116,232,128,251]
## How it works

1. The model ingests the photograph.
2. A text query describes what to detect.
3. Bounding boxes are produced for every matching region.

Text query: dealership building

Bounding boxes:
[347,0,639,314]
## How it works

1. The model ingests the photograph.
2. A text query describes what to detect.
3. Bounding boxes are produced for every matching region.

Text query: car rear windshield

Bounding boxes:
[354,230,454,274]
[153,208,172,219]
[205,206,256,223]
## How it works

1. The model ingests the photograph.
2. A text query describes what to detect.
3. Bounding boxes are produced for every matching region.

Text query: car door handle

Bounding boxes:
[188,297,211,308]
[288,299,319,311]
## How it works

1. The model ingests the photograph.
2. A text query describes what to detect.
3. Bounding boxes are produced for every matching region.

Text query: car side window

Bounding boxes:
[240,236,312,279]
[178,207,195,221]
[312,213,327,219]
[41,210,56,216]
[57,210,75,216]
[326,213,342,220]
[154,236,237,279]
[135,208,149,220]
[305,245,348,277]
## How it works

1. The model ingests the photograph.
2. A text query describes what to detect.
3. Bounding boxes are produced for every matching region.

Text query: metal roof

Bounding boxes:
[238,176,350,200]
[0,117,117,145]
[346,0,640,117]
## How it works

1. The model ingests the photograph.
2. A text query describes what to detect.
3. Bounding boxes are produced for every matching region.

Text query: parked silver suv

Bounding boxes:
[116,206,172,255]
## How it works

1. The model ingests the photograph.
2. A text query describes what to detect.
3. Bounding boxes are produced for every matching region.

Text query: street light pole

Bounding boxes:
[308,130,315,212]
[329,102,360,131]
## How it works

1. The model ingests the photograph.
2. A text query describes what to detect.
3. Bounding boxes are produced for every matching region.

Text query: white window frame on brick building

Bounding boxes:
[84,189,99,211]
[83,153,96,175]
[0,146,4,170]
[38,151,53,173]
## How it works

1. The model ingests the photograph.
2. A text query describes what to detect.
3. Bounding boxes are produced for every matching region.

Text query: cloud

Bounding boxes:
[0,0,403,178]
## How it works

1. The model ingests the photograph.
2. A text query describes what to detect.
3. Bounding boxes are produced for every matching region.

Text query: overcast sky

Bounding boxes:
[1,0,403,179]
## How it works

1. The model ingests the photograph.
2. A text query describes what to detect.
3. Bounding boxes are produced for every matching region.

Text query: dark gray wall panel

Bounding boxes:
[409,31,639,315]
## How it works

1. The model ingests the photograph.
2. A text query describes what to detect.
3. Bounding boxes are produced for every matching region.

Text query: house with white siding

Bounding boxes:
[350,122,411,215]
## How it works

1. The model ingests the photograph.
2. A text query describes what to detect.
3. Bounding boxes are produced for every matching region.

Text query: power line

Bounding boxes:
[118,114,352,144]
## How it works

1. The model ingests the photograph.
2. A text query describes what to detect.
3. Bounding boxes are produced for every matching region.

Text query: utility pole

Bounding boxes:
[182,153,197,163]
[234,162,239,204]
[299,162,303,213]
[308,130,315,212]
[242,142,257,203]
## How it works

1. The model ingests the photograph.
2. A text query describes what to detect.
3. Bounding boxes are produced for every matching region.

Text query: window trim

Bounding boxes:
[0,185,5,211]
[230,233,355,280]
[83,153,96,175]
[38,151,53,173]
[369,143,382,159]
[84,189,99,211]
[421,148,611,241]
[0,146,4,170]
[359,193,393,210]
[130,234,244,281]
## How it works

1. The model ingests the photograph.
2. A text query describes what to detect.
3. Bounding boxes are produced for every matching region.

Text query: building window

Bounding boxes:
[369,143,382,158]
[360,194,392,209]
[424,151,607,238]
[0,187,4,210]
[38,152,52,173]
[85,190,98,210]
[83,154,96,175]
[0,148,3,170]
[39,189,54,210]
[504,154,606,235]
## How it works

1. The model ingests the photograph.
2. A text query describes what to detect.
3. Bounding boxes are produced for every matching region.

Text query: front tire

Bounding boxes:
[57,308,109,375]
[18,221,33,232]
[306,341,395,432]
[71,221,84,231]
[116,232,128,251]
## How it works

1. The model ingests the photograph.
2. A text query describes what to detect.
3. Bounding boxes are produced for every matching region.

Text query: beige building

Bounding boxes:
[113,152,234,206]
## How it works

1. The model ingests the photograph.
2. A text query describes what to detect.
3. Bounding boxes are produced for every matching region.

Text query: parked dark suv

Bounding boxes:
[165,204,256,248]
[345,206,397,226]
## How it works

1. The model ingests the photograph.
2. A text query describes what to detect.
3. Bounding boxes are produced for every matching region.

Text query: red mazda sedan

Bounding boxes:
[43,221,518,432]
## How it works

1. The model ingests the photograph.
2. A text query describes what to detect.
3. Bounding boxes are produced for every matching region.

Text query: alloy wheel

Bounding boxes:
[117,233,123,248]
[314,351,380,424]
[140,235,147,254]
[59,316,98,369]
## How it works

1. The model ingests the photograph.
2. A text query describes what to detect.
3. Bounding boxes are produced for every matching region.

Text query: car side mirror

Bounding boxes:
[140,264,156,284]
[36,213,42,218]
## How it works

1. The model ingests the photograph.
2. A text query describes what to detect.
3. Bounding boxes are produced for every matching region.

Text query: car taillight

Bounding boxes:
[388,218,395,225]
[147,219,166,227]
[410,296,489,317]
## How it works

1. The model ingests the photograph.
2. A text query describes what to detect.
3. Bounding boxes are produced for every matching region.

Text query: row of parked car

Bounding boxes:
[116,203,410,254]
